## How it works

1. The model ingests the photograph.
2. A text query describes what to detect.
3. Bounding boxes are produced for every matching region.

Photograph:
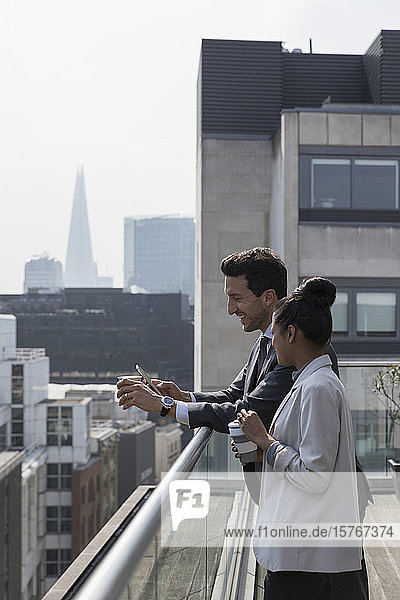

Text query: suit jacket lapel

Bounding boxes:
[256,342,275,385]
[245,337,262,394]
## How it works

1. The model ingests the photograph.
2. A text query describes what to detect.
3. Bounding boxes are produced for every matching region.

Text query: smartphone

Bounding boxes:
[135,364,161,395]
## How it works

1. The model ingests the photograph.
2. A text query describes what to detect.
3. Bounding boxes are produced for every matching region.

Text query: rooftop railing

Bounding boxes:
[42,358,400,600]
[43,426,215,600]
[15,347,46,361]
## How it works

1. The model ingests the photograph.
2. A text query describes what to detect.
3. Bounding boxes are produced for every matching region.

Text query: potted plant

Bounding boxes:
[373,364,400,499]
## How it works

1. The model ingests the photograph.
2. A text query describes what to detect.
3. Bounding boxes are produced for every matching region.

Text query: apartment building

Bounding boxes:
[21,446,47,600]
[0,452,22,600]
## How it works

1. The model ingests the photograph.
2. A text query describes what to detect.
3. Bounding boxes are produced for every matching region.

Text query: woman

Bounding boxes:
[236,277,367,600]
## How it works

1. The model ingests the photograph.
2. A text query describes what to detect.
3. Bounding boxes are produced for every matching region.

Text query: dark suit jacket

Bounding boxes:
[187,339,338,434]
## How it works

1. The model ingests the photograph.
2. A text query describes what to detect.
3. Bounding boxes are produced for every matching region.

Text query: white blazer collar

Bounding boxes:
[269,354,333,433]
[292,354,332,390]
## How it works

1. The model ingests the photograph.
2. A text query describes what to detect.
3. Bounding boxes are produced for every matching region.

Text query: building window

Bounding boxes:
[11,364,24,405]
[329,279,400,354]
[356,292,396,337]
[331,292,349,335]
[0,424,7,449]
[47,406,73,446]
[46,549,71,577]
[352,160,397,209]
[47,463,72,490]
[46,507,58,533]
[310,157,398,209]
[311,158,350,208]
[11,407,24,447]
[311,157,398,210]
[12,364,23,377]
[300,152,400,222]
[46,506,71,534]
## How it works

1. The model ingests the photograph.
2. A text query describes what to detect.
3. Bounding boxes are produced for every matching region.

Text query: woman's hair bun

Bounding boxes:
[299,277,336,309]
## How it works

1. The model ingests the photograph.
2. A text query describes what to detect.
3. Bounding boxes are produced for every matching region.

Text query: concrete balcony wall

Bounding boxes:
[299,111,400,146]
[299,225,400,278]
[271,112,299,294]
[196,138,271,391]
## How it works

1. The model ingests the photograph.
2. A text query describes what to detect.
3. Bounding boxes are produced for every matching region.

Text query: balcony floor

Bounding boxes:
[364,492,400,600]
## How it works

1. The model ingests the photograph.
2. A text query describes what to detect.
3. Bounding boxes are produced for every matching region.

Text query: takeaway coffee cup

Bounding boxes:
[228,419,258,464]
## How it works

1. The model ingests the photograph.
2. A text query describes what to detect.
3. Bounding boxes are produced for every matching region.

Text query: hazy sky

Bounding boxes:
[0,0,399,292]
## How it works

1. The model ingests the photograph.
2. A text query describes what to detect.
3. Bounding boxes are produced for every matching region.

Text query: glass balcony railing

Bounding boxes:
[339,361,400,475]
[42,426,260,600]
[42,359,400,600]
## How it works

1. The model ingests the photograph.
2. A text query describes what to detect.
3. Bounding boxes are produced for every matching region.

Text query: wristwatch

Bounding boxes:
[160,396,175,417]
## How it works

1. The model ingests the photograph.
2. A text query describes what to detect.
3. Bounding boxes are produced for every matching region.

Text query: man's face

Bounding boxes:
[224,275,271,333]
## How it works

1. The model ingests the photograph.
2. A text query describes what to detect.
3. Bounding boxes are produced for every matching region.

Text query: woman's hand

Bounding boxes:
[231,438,263,462]
[236,409,276,452]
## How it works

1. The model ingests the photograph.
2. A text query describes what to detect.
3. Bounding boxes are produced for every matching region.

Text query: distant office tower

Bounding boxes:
[65,167,98,287]
[24,253,63,293]
[124,215,194,302]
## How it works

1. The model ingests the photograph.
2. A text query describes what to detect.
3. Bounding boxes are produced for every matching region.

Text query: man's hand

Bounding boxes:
[152,379,191,402]
[237,409,275,452]
[117,378,176,416]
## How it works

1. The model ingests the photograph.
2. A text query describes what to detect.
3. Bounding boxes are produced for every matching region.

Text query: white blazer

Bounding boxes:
[254,354,362,573]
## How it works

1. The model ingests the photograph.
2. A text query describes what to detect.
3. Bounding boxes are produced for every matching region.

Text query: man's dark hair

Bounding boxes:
[220,247,287,299]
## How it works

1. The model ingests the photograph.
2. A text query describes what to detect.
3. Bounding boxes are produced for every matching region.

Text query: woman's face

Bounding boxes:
[271,317,294,366]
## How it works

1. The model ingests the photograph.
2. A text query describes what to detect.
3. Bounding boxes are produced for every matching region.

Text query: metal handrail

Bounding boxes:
[339,360,400,367]
[73,426,213,600]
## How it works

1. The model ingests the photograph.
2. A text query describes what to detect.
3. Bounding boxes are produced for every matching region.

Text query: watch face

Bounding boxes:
[162,396,175,409]
[160,395,174,417]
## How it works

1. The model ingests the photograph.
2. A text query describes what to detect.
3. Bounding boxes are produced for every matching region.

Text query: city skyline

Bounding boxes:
[22,168,194,292]
[0,1,399,293]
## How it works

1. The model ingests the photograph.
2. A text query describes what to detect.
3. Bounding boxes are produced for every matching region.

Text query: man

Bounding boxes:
[117,247,296,432]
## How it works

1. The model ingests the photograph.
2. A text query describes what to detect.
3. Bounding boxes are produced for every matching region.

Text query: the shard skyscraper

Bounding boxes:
[65,167,98,287]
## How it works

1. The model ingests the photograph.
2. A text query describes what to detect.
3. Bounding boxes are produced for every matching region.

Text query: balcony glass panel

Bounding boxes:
[356,292,396,336]
[111,431,245,600]
[340,362,400,473]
